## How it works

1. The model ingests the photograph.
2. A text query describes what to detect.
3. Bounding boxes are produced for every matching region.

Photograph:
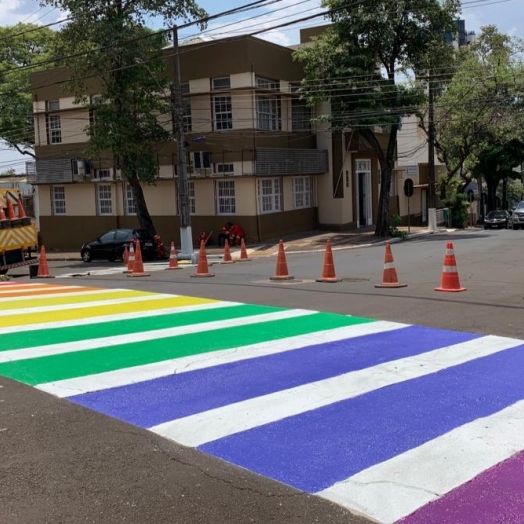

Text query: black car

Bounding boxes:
[483,210,511,229]
[81,229,156,262]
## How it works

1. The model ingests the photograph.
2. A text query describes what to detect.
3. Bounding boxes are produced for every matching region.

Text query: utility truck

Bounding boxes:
[0,188,38,274]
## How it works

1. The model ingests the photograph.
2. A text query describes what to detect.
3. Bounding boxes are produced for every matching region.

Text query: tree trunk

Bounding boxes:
[128,174,156,236]
[486,178,499,212]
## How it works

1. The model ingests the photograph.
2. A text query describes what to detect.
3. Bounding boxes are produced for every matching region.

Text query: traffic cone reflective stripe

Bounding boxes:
[191,240,214,278]
[435,242,466,292]
[375,242,407,288]
[221,240,234,264]
[270,240,294,281]
[238,238,251,262]
[124,243,135,273]
[36,246,54,278]
[166,242,181,270]
[127,241,150,277]
[316,239,341,283]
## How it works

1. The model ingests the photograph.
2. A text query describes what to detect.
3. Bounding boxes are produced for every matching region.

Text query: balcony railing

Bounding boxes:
[255,148,328,176]
[27,159,85,184]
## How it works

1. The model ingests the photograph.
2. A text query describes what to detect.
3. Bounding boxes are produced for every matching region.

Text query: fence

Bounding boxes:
[436,208,451,228]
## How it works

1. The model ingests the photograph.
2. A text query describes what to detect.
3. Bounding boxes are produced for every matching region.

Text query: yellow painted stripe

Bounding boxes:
[0,295,218,328]
[1,289,157,311]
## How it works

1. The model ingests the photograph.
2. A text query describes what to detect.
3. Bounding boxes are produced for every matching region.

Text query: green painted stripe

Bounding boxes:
[0,313,373,385]
[0,304,283,352]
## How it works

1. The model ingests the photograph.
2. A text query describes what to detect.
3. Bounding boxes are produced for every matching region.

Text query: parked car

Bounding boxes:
[511,202,524,229]
[81,229,156,262]
[483,210,511,229]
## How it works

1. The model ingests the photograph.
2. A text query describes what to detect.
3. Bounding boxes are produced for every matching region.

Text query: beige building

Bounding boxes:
[29,33,394,250]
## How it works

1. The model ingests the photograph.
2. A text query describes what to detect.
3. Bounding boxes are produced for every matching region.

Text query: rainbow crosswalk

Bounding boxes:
[2,281,524,523]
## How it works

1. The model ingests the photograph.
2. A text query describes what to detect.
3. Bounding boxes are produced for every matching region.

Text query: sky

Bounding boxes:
[1,0,523,173]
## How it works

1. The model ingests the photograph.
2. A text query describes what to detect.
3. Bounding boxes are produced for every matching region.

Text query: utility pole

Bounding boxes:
[172,25,194,259]
[427,73,437,231]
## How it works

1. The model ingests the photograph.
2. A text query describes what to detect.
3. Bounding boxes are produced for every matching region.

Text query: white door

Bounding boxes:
[355,160,372,227]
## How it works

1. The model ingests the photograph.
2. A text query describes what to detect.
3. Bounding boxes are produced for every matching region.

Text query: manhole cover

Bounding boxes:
[340,277,370,282]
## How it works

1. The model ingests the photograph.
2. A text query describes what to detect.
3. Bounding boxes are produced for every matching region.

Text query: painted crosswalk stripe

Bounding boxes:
[151,335,522,448]
[39,320,405,398]
[320,401,524,524]
[0,285,89,296]
[196,340,524,500]
[0,297,224,334]
[0,305,299,362]
[0,288,113,302]
[0,311,360,385]
[68,324,478,427]
[0,289,160,312]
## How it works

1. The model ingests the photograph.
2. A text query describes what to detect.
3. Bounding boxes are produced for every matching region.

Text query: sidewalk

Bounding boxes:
[43,226,444,261]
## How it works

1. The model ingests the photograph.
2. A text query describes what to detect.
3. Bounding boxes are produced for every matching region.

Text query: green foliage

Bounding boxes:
[294,0,459,237]
[443,192,470,228]
[0,24,57,157]
[40,0,207,233]
[389,214,408,239]
[430,26,524,194]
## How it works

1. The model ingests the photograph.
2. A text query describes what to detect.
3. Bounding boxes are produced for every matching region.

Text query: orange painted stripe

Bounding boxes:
[0,286,102,299]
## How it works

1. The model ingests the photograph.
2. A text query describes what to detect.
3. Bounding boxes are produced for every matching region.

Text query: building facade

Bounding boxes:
[30,33,393,250]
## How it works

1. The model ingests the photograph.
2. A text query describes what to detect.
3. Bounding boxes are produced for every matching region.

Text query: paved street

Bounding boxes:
[2,228,524,524]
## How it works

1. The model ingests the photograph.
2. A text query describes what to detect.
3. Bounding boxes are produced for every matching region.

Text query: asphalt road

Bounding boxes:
[2,227,524,524]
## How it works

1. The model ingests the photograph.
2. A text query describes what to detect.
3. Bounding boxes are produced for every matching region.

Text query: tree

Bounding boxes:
[428,27,524,201]
[295,0,459,236]
[41,0,207,235]
[0,24,57,158]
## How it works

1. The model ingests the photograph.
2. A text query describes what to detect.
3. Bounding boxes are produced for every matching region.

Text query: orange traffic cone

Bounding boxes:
[191,240,214,278]
[435,242,466,292]
[221,240,234,264]
[0,205,8,225]
[6,199,16,219]
[123,243,135,273]
[166,242,182,270]
[127,241,149,277]
[270,240,294,281]
[36,246,54,278]
[316,240,341,283]
[123,244,129,266]
[238,238,251,262]
[375,242,407,288]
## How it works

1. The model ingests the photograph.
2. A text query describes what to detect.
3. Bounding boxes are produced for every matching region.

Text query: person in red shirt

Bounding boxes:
[229,224,245,246]
[218,222,233,247]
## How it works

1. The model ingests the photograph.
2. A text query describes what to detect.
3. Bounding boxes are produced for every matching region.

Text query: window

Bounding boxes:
[97,184,112,215]
[95,169,112,180]
[46,114,62,144]
[256,95,281,131]
[293,176,313,209]
[191,151,211,170]
[213,95,232,130]
[124,183,136,215]
[215,163,234,175]
[216,180,236,215]
[257,178,282,213]
[46,100,60,111]
[256,77,280,91]
[181,83,191,132]
[292,99,312,131]
[51,186,66,215]
[188,181,196,214]
[212,77,230,90]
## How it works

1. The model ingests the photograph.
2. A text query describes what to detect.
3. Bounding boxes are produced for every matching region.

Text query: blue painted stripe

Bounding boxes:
[69,325,478,428]
[199,342,524,494]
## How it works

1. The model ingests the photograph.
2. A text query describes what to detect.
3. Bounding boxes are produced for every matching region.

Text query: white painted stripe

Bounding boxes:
[318,399,524,524]
[442,266,458,273]
[0,293,173,317]
[0,285,84,295]
[0,300,236,336]
[38,321,406,397]
[0,288,116,302]
[150,336,522,447]
[4,309,317,363]
[383,262,395,270]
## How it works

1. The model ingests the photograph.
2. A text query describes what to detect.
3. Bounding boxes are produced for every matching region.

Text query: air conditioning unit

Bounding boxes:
[114,169,123,181]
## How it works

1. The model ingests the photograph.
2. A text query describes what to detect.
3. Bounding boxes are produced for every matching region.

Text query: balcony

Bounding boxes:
[26,159,86,184]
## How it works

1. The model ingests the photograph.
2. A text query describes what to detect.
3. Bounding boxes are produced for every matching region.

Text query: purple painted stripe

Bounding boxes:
[397,450,524,524]
[68,325,478,428]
